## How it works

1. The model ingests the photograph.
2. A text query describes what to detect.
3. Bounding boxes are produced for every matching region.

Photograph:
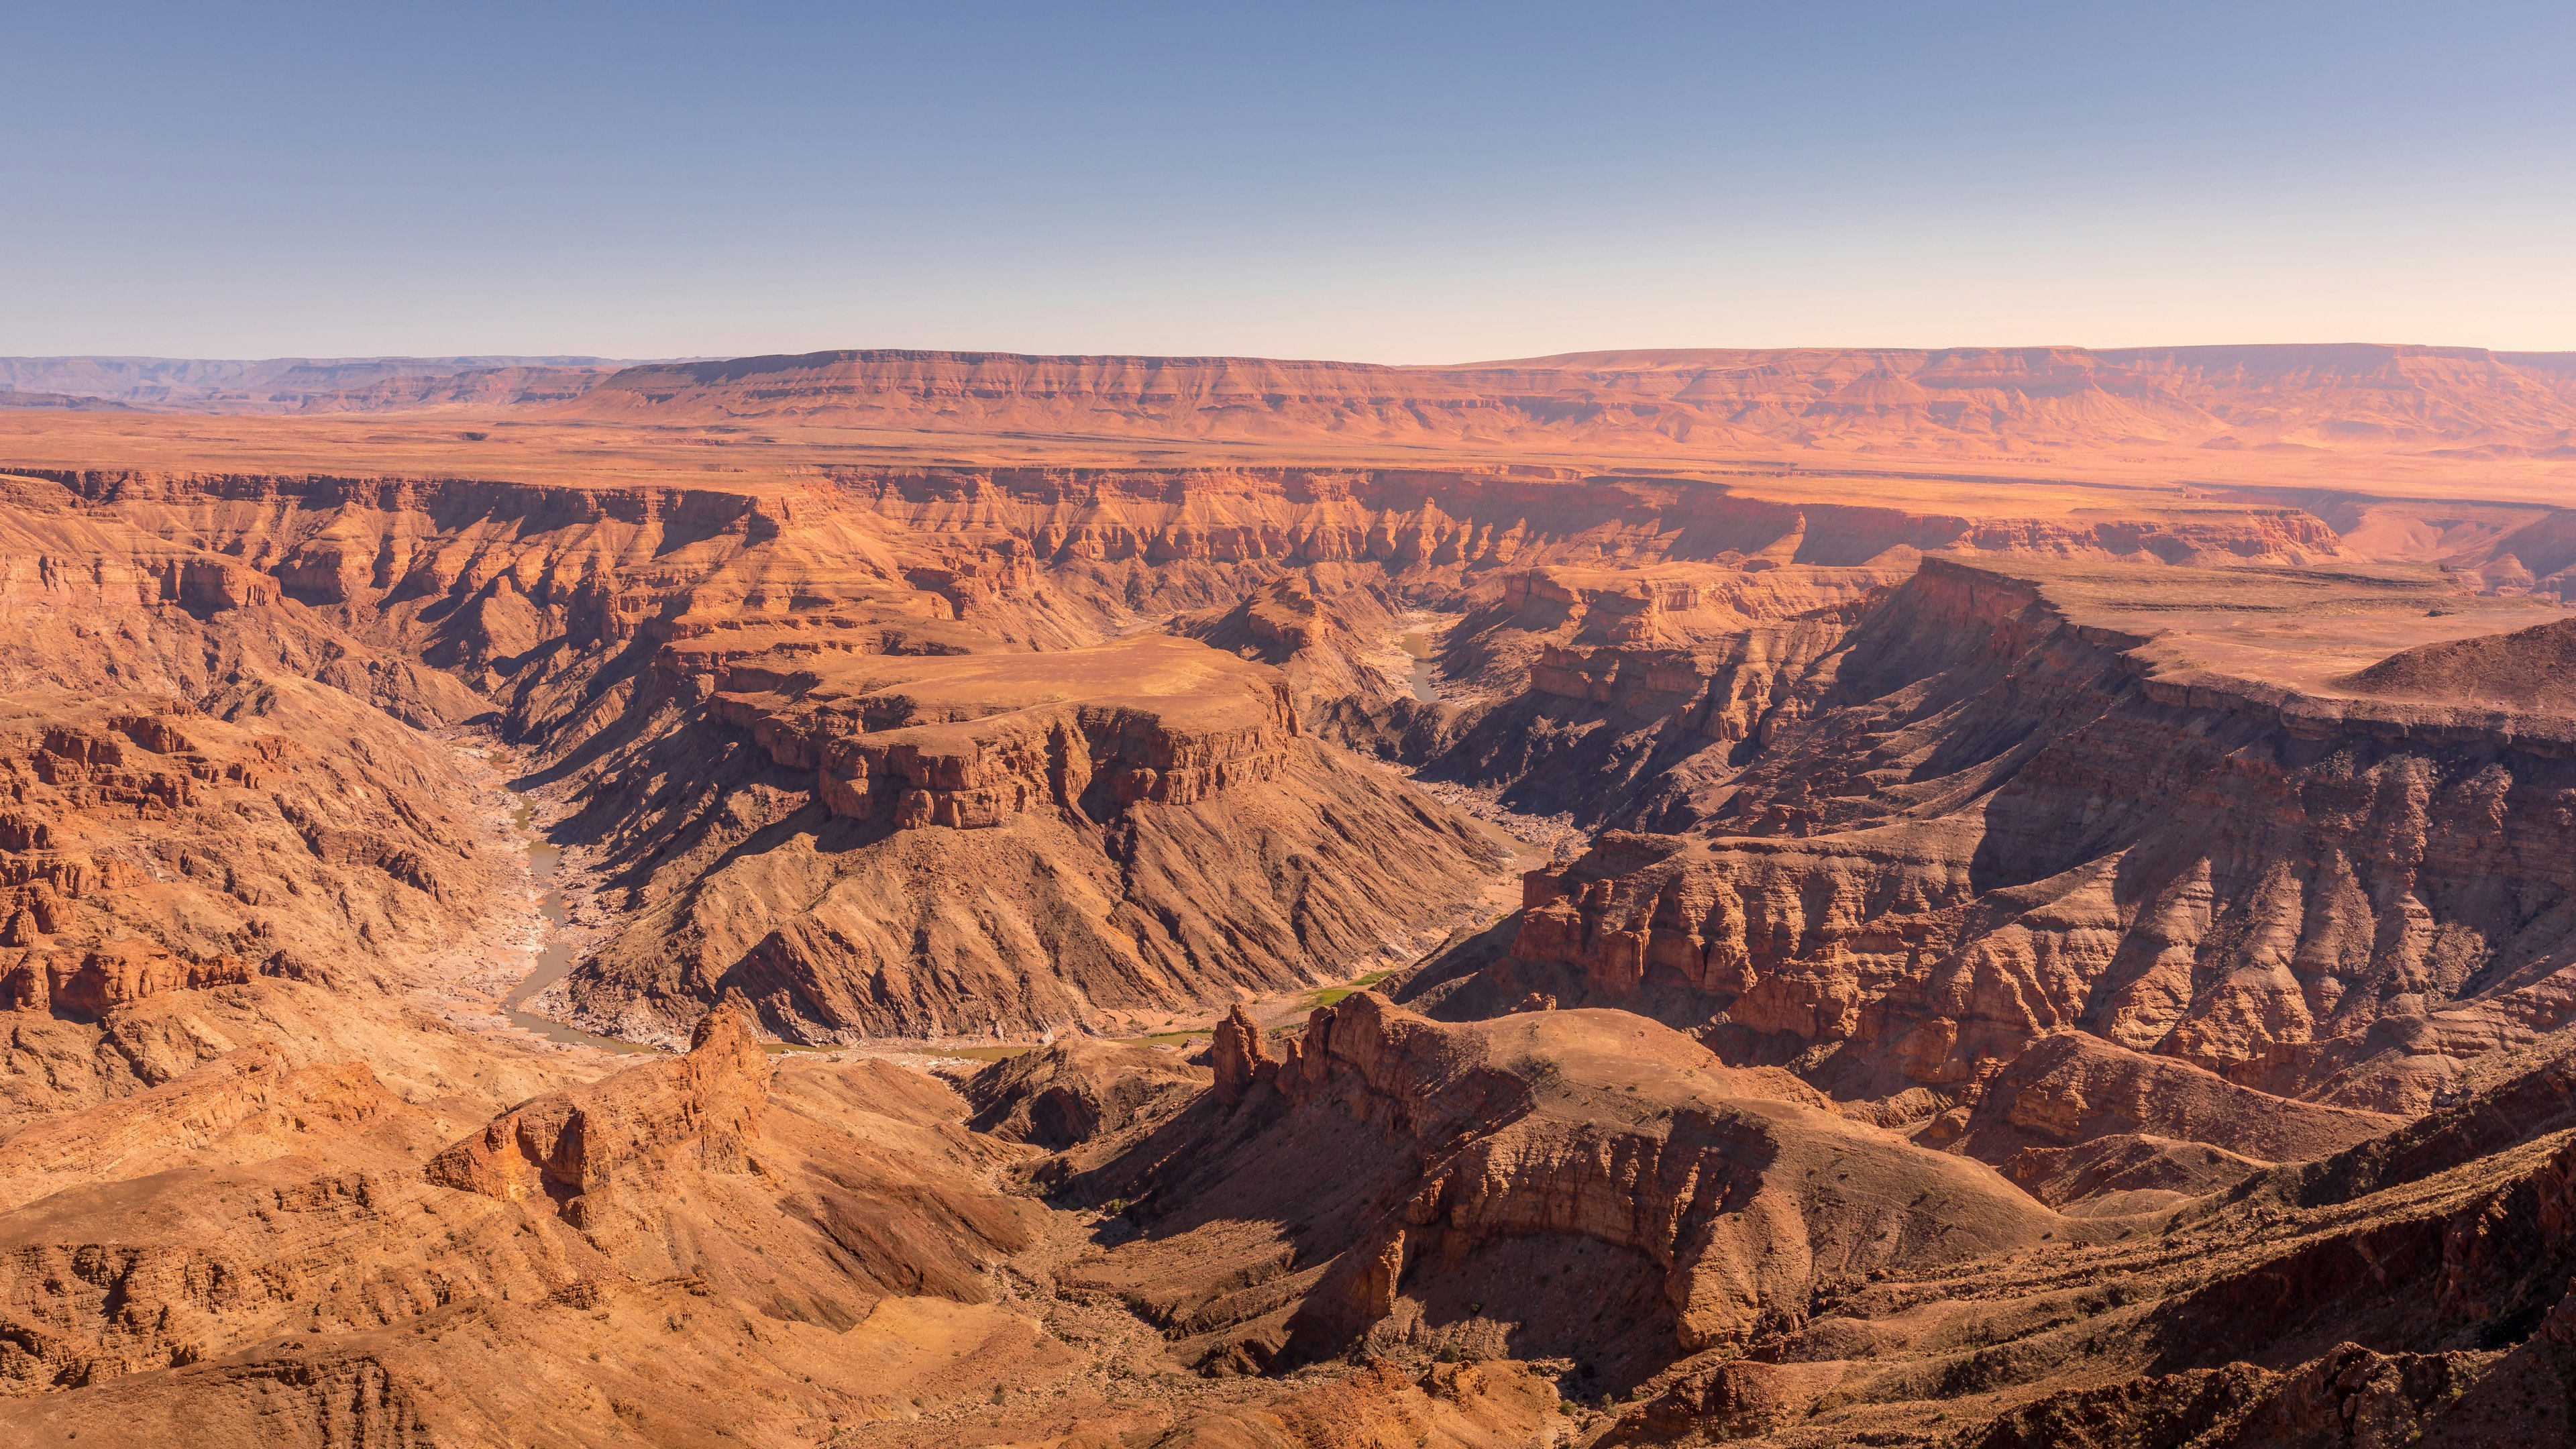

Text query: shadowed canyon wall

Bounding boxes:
[1442,557,2576,1137]
[11,360,2576,1444]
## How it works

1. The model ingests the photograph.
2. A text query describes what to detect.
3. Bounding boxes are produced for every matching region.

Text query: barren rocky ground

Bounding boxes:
[2,347,2575,1445]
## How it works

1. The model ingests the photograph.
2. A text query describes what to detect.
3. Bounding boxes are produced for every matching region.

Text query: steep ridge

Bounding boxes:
[1173,572,1446,752]
[0,479,523,1127]
[0,468,1530,1048]
[0,466,2366,1051]
[0,1007,1053,1444]
[827,464,2347,594]
[2345,612,2576,712]
[11,352,2576,1444]
[1034,992,2060,1381]
[19,346,2576,472]
[548,627,1507,1043]
[1921,1026,2576,1448]
[943,998,2576,1446]
[1458,344,2576,453]
[1403,561,1910,824]
[17,461,2567,1078]
[1427,555,2576,1167]
[0,689,490,1010]
[2216,483,2576,606]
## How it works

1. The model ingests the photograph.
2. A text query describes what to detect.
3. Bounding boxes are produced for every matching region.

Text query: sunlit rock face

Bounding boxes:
[5,334,2576,1447]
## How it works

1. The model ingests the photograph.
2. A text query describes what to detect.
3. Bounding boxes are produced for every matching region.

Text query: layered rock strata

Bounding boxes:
[556,345,2576,477]
[1472,556,2576,1142]
[1054,991,2057,1376]
[0,1006,1042,1436]
[551,631,1506,1043]
[0,688,491,1025]
[708,633,1302,830]
[1021,997,2576,1444]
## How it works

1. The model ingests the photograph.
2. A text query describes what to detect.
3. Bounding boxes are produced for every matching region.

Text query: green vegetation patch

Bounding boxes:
[925,1044,1037,1062]
[1299,969,1399,1011]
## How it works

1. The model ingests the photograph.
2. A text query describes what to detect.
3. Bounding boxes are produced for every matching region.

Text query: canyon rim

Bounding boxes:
[10,6,2576,1444]
[1,346,2575,1447]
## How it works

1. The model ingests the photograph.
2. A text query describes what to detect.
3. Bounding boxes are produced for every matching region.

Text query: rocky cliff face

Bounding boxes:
[23,346,2576,479]
[9,462,2564,1080]
[1413,563,1896,825]
[0,684,493,996]
[3,466,2510,1063]
[0,470,1519,1045]
[511,596,1511,1044]
[708,634,1304,830]
[425,1006,773,1220]
[0,1006,1046,1443]
[1051,991,2056,1379]
[991,990,2576,1446]
[1460,556,2576,1155]
[0,356,627,413]
[834,465,2347,600]
[10,363,2576,1445]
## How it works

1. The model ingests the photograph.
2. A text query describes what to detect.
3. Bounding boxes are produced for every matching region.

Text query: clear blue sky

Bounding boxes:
[4,2,2570,360]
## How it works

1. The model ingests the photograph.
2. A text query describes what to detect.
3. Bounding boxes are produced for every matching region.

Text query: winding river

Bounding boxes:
[1397,629,1439,704]
[503,796,659,1054]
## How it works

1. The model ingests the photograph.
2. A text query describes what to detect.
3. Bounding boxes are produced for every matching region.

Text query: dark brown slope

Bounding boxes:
[2344,613,2576,712]
[963,993,2576,1446]
[0,1008,1050,1446]
[1022,992,2058,1383]
[546,631,1509,1044]
[1411,555,2576,1138]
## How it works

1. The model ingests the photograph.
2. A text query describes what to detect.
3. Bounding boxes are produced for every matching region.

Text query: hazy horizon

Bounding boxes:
[7,3,2571,361]
[14,336,2576,368]
[10,338,2576,374]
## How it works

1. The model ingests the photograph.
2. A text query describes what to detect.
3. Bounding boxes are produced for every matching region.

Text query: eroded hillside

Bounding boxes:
[2,362,2575,1447]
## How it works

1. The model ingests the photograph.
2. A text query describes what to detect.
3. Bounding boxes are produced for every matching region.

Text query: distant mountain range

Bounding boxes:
[9,344,2576,460]
[0,356,641,413]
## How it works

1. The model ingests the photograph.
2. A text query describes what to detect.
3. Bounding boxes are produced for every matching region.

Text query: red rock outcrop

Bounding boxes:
[0,943,258,1018]
[707,634,1303,830]
[961,1036,1208,1149]
[425,1006,771,1220]
[545,619,1507,1044]
[7,354,2576,1445]
[1208,1004,1277,1105]
[0,463,2390,1056]
[1059,992,2055,1376]
[1489,556,2576,1129]
[1957,1032,2402,1163]
[0,1032,1049,1442]
[0,683,492,1032]
[833,467,2346,615]
[1146,1356,1562,1448]
[0,469,1536,1044]
[1963,1346,2491,1449]
[1177,573,1427,736]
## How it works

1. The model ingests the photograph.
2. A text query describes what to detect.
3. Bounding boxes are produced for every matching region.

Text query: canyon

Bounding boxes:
[0,346,2573,1445]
